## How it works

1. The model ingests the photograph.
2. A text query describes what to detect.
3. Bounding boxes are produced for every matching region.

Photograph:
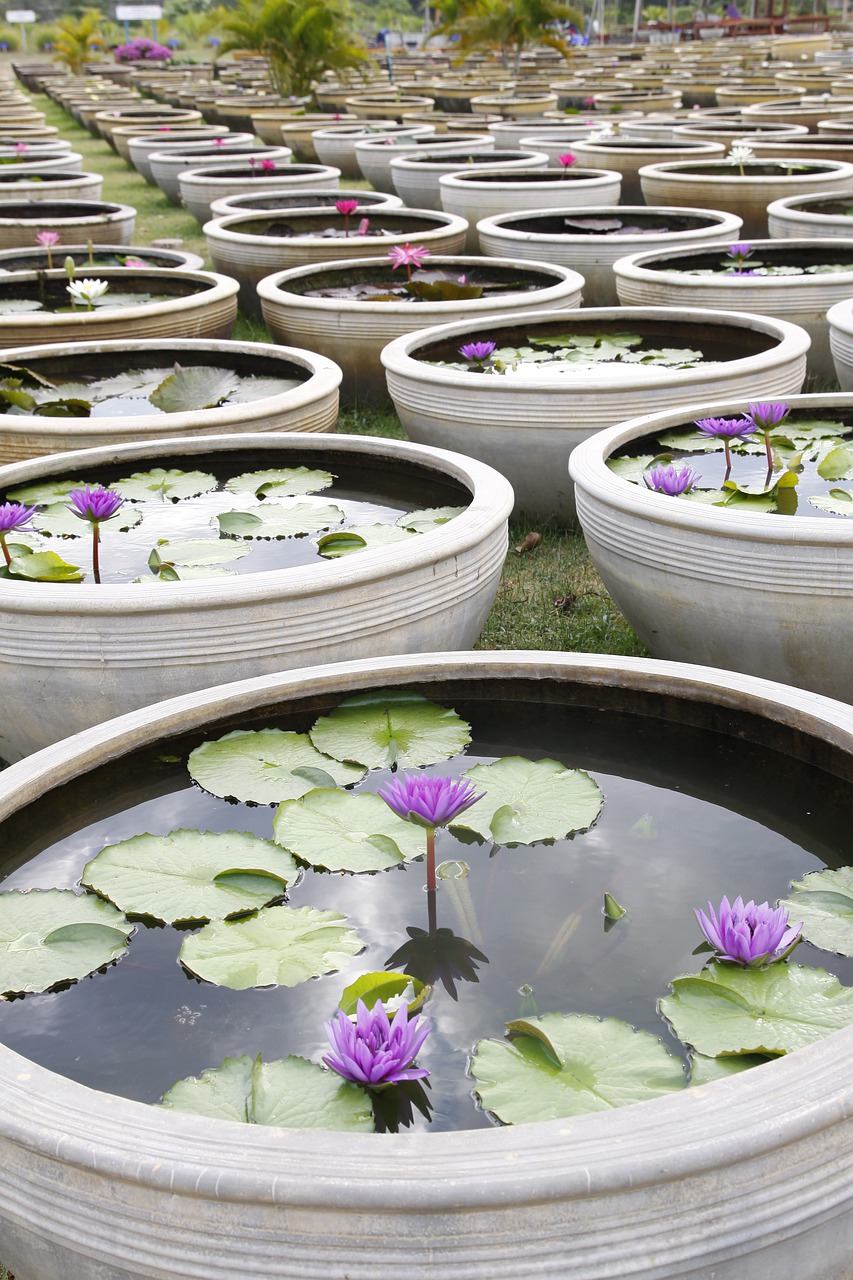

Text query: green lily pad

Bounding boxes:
[0,889,132,995]
[149,365,240,413]
[148,539,250,571]
[159,1052,374,1130]
[606,454,658,483]
[5,477,99,505]
[228,375,304,403]
[809,488,853,516]
[316,523,415,558]
[0,299,42,313]
[470,1013,685,1124]
[4,549,83,581]
[817,445,853,481]
[179,903,364,990]
[89,368,168,398]
[309,689,471,769]
[81,829,298,924]
[217,503,344,540]
[338,970,426,1016]
[779,866,853,956]
[34,501,141,538]
[187,728,366,804]
[689,1052,771,1087]
[273,789,426,873]
[225,467,334,498]
[659,961,853,1057]
[32,397,92,418]
[396,506,466,532]
[454,756,602,845]
[114,468,218,502]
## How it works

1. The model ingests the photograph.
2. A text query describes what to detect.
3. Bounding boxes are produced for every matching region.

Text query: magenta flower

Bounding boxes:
[13,142,27,155]
[746,400,789,469]
[388,243,431,280]
[67,485,124,584]
[335,199,359,216]
[695,415,756,471]
[643,462,699,496]
[557,152,576,174]
[0,501,35,566]
[259,158,276,171]
[695,895,802,967]
[324,998,431,1088]
[458,340,496,368]
[122,257,148,268]
[213,137,225,147]
[157,125,172,132]
[35,228,60,268]
[378,773,485,830]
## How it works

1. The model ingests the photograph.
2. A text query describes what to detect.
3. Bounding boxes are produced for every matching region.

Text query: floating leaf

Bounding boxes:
[115,468,218,502]
[0,299,43,313]
[4,549,83,582]
[309,689,471,770]
[5,477,99,505]
[779,866,853,956]
[338,970,426,1015]
[32,397,92,417]
[179,903,364,990]
[396,506,465,532]
[603,892,626,920]
[470,1013,685,1124]
[149,365,240,413]
[809,488,853,516]
[816,445,853,481]
[316,523,415,558]
[187,728,366,804]
[0,889,132,995]
[689,1052,771,1087]
[659,961,853,1057]
[34,501,141,538]
[454,757,602,845]
[225,467,334,498]
[228,375,304,403]
[273,789,425,873]
[217,503,344,540]
[148,539,250,571]
[81,829,298,924]
[606,453,658,482]
[90,368,169,398]
[159,1053,374,1130]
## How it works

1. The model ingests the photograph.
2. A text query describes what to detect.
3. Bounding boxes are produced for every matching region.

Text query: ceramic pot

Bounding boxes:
[0,169,103,202]
[150,143,294,206]
[354,133,492,189]
[312,123,434,180]
[0,243,205,273]
[207,187,403,220]
[767,191,853,239]
[179,162,341,223]
[0,200,137,250]
[826,297,853,387]
[567,137,725,204]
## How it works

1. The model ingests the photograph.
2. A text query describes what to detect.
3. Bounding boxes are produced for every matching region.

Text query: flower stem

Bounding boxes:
[763,430,773,469]
[0,534,9,566]
[426,826,436,892]
[92,522,101,584]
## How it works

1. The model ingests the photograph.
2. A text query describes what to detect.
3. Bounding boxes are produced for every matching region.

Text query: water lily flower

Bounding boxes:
[726,242,753,273]
[323,998,431,1087]
[158,124,172,131]
[694,415,756,471]
[36,229,59,268]
[357,217,370,236]
[259,158,276,171]
[13,142,27,155]
[643,462,699,496]
[558,152,577,175]
[336,198,359,236]
[122,257,148,268]
[67,278,109,310]
[67,485,124,584]
[695,895,802,967]
[746,400,789,469]
[0,501,35,565]
[379,772,485,892]
[388,242,431,281]
[213,137,225,147]
[730,142,754,174]
[458,340,496,369]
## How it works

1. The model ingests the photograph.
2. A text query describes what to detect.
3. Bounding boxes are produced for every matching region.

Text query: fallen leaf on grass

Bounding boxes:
[514,532,541,554]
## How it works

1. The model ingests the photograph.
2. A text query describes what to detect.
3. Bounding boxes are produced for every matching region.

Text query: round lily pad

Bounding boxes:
[396,506,465,532]
[217,502,344,540]
[309,689,471,769]
[273,789,426,873]
[0,889,133,995]
[81,829,299,924]
[114,468,218,502]
[470,1013,685,1124]
[316,524,416,558]
[779,866,853,956]
[187,728,366,804]
[179,903,364,990]
[225,467,334,498]
[455,756,603,845]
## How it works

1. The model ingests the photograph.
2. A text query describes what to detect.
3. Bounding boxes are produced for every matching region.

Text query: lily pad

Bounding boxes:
[316,523,415,558]
[179,903,364,990]
[187,728,366,804]
[273,789,426,873]
[32,397,92,418]
[149,365,240,413]
[454,756,603,845]
[689,1052,771,1087]
[228,375,304,403]
[779,866,853,956]
[5,477,99,505]
[338,970,426,1015]
[606,453,658,483]
[816,445,853,481]
[114,468,218,502]
[217,502,344,540]
[33,501,142,538]
[659,961,853,1057]
[470,1013,685,1124]
[4,549,83,582]
[159,1052,374,1130]
[81,829,298,924]
[0,889,132,995]
[309,689,471,769]
[148,539,250,571]
[90,368,168,399]
[225,466,334,498]
[809,488,853,516]
[396,506,466,532]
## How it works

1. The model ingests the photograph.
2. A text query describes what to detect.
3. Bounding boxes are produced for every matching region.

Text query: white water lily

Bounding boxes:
[729,143,755,165]
[588,125,614,143]
[67,277,109,308]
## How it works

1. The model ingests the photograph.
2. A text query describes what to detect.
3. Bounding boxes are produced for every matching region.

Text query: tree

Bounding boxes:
[219,0,370,99]
[435,0,583,72]
[52,8,108,72]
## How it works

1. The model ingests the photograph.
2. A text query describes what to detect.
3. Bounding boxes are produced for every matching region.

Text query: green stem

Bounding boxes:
[0,534,9,566]
[92,522,101,584]
[426,826,436,892]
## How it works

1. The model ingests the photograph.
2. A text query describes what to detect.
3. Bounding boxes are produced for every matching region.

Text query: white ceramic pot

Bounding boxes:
[179,162,341,223]
[0,650,852,1278]
[0,200,137,250]
[0,337,342,463]
[312,123,435,180]
[567,137,725,204]
[613,238,853,379]
[0,243,205,273]
[389,148,540,212]
[0,434,512,759]
[0,169,103,202]
[125,127,234,179]
[278,114,358,163]
[0,151,83,173]
[477,205,743,306]
[207,188,403,220]
[767,191,853,239]
[150,143,294,205]
[737,134,853,165]
[257,255,585,406]
[569,391,853,701]
[354,133,492,189]
[381,306,809,524]
[827,297,853,387]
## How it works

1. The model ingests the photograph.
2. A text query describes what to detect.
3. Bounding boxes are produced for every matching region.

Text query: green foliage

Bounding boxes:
[52,8,108,72]
[219,0,370,97]
[435,0,582,72]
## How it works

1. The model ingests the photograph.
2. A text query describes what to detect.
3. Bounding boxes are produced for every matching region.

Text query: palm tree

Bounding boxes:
[219,0,369,99]
[52,8,106,74]
[435,0,583,72]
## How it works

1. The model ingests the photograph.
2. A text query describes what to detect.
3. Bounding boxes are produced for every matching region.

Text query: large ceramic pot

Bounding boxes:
[207,188,403,220]
[257,256,585,406]
[149,143,294,205]
[767,191,853,239]
[826,297,853,387]
[0,336,342,463]
[0,434,512,759]
[741,98,853,133]
[381,306,809,524]
[672,121,810,143]
[179,161,341,223]
[278,114,358,162]
[312,123,435,180]
[123,126,233,175]
[613,238,853,379]
[0,169,103,202]
[0,200,137,249]
[0,649,852,1278]
[0,242,205,272]
[204,209,469,315]
[566,137,725,204]
[569,391,853,702]
[0,267,238,350]
[389,148,540,211]
[353,132,493,189]
[477,205,743,306]
[0,151,83,173]
[737,133,853,164]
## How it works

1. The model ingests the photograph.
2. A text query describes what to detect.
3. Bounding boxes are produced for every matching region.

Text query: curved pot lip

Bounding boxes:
[0,431,513,610]
[208,191,404,217]
[424,166,618,185]
[204,209,470,244]
[380,304,810,392]
[613,235,853,281]
[1,650,852,1196]
[767,191,853,216]
[310,122,426,139]
[0,266,238,324]
[568,389,853,542]
[256,254,584,309]
[568,139,725,157]
[0,172,100,188]
[148,143,293,165]
[638,157,853,179]
[355,133,493,154]
[0,200,133,225]
[0,244,206,270]
[475,206,743,242]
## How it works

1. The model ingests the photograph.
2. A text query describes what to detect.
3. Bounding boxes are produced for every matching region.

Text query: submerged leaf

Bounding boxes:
[689,1052,771,1087]
[309,689,471,770]
[0,889,132,995]
[273,788,425,873]
[188,728,366,804]
[148,539,250,571]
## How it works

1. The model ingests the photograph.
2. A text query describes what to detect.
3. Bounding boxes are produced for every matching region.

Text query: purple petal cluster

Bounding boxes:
[0,501,35,533]
[726,242,752,261]
[458,340,496,364]
[324,998,430,1087]
[695,895,802,967]
[694,416,756,442]
[746,401,789,433]
[378,773,485,829]
[643,463,698,496]
[67,485,124,524]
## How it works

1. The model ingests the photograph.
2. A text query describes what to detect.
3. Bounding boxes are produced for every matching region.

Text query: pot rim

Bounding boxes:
[613,236,853,286]
[0,266,237,329]
[204,208,470,246]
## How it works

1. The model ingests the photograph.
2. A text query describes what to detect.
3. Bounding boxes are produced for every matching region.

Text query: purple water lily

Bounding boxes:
[67,485,124,584]
[458,340,496,368]
[0,501,35,565]
[695,415,756,471]
[695,895,802,967]
[746,400,789,469]
[324,998,431,1087]
[643,463,699,496]
[726,242,753,274]
[378,773,485,890]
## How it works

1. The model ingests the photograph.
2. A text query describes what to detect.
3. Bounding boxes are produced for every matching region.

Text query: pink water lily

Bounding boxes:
[387,242,430,281]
